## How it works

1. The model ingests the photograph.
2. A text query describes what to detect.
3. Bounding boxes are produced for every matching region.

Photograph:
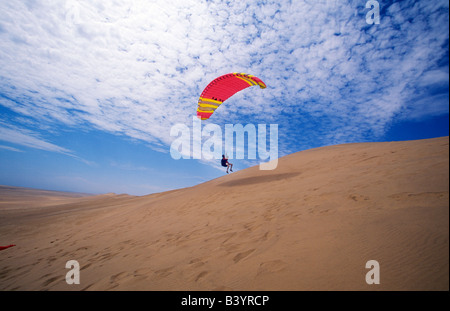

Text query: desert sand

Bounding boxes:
[0,136,448,291]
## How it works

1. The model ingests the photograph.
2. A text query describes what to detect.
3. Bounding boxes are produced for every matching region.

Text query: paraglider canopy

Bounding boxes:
[196,73,266,120]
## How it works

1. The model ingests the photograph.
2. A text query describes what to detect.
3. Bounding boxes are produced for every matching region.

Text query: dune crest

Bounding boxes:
[0,137,448,290]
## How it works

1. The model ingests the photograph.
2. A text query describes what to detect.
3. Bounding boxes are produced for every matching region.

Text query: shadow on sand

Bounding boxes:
[219,172,300,187]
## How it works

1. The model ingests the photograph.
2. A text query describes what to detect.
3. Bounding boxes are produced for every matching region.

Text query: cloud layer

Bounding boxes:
[0,0,448,157]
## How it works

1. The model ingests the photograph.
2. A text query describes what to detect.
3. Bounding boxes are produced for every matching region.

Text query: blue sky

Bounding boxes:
[0,0,448,195]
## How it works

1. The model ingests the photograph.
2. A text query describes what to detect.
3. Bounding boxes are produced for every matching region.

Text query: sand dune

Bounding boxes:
[0,137,448,291]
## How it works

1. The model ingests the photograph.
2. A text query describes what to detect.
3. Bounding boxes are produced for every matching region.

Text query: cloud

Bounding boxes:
[0,123,73,154]
[0,0,448,159]
[0,145,23,152]
[0,123,93,165]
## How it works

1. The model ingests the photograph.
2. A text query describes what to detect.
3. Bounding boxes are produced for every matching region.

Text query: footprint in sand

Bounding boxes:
[188,258,206,269]
[155,266,174,278]
[195,271,208,282]
[257,260,287,276]
[107,271,130,289]
[42,275,61,287]
[233,249,255,263]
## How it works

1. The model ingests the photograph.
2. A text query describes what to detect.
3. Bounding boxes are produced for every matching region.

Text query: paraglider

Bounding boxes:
[196,73,266,120]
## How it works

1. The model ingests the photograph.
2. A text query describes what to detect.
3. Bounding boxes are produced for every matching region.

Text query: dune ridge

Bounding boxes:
[0,136,448,290]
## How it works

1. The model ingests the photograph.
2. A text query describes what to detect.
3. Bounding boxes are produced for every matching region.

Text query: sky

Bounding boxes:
[0,0,448,196]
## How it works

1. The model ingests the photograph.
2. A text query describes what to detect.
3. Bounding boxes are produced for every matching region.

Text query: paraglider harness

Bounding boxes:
[221,158,228,167]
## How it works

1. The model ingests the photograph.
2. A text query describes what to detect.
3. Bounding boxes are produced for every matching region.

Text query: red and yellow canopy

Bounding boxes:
[196,73,266,120]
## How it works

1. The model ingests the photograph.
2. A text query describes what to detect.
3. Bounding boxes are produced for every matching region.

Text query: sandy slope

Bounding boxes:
[0,137,448,291]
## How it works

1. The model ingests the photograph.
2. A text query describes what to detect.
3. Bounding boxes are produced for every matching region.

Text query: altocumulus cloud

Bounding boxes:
[0,0,448,158]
